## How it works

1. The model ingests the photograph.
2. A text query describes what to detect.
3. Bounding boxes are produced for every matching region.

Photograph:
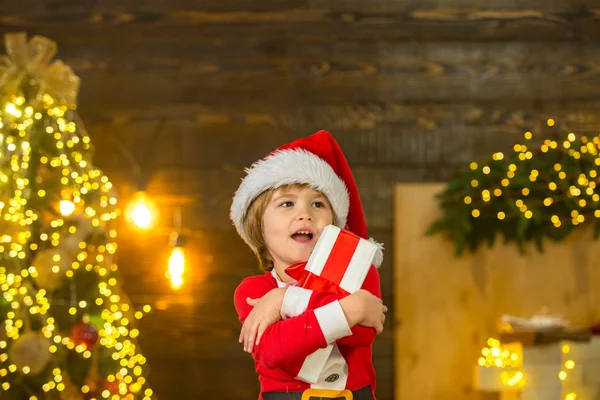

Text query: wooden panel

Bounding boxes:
[38,37,600,79]
[1,5,599,43]
[80,99,600,128]
[393,183,600,400]
[3,0,599,12]
[85,100,600,173]
[43,42,600,109]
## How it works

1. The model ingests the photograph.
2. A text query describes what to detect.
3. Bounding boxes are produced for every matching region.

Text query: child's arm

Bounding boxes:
[234,277,351,369]
[234,276,384,372]
[240,265,384,350]
[281,264,383,347]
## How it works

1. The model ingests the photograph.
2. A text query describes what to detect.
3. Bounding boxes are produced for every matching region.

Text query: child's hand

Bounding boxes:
[340,289,388,334]
[239,287,287,353]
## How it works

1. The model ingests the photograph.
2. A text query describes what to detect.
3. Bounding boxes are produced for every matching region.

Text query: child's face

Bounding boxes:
[262,186,334,272]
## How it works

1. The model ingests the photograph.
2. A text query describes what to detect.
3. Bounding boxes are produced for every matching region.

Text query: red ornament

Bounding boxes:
[102,379,121,394]
[69,322,99,350]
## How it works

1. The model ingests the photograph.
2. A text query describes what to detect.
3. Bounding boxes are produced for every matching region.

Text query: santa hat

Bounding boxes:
[230,130,383,268]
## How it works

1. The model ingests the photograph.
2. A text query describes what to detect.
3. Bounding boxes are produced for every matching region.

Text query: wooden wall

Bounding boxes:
[394,183,600,399]
[1,0,600,399]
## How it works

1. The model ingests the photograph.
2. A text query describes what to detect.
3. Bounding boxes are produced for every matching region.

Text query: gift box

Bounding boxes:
[286,224,379,296]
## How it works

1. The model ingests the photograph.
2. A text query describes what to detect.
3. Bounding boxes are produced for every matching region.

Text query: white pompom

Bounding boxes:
[369,238,384,268]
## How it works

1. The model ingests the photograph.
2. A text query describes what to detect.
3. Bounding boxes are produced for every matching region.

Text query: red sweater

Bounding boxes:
[233,265,381,399]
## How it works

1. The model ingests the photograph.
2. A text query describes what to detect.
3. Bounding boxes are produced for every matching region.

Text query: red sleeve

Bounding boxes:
[233,275,352,378]
[280,265,382,347]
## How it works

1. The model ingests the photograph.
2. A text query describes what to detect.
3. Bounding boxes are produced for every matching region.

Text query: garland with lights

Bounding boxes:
[427,119,600,256]
[0,33,155,399]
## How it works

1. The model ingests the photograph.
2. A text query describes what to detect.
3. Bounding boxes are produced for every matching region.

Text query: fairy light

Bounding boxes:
[477,337,525,390]
[501,370,524,388]
[478,338,521,369]
[59,200,75,216]
[433,119,600,255]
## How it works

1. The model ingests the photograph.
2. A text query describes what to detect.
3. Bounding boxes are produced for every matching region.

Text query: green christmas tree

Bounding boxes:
[0,33,154,399]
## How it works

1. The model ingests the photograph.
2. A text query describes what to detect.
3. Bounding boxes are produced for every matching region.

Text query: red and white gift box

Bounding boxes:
[306,225,378,293]
[286,225,379,297]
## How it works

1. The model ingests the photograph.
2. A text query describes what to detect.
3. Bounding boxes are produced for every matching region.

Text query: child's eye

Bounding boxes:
[280,201,294,208]
[312,201,325,208]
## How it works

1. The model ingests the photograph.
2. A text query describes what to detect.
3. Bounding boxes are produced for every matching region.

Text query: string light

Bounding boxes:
[478,338,521,370]
[428,117,600,254]
[0,58,154,398]
[59,200,75,216]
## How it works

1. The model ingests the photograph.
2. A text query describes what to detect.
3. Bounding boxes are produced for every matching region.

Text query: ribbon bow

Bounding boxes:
[0,32,80,105]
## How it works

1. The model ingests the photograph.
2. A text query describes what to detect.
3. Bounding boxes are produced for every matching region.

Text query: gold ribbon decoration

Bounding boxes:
[0,32,80,106]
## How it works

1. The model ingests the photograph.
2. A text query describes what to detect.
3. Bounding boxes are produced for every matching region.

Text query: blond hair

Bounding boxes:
[242,183,336,271]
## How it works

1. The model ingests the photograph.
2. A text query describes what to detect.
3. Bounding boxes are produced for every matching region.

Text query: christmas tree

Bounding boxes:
[0,33,154,399]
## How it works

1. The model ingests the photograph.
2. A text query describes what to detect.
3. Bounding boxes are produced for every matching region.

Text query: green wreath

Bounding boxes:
[427,121,600,256]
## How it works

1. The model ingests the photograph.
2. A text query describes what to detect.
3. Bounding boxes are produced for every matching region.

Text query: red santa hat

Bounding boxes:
[230,130,383,267]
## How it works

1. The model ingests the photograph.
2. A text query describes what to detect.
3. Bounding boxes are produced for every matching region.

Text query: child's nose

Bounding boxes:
[296,207,313,221]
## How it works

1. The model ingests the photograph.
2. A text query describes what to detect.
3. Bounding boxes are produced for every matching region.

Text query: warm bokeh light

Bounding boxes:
[59,200,75,216]
[167,247,185,290]
[125,192,158,229]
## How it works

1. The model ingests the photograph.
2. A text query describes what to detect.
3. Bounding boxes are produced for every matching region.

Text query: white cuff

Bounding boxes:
[281,287,312,319]
[296,345,334,384]
[314,301,352,343]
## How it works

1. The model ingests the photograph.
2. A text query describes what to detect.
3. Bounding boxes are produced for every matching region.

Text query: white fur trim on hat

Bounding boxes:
[230,149,350,249]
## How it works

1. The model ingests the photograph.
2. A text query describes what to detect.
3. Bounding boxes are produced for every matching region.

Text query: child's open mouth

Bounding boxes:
[291,230,314,243]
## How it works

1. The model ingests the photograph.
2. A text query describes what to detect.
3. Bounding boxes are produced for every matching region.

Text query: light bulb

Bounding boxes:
[167,247,184,290]
[125,192,158,229]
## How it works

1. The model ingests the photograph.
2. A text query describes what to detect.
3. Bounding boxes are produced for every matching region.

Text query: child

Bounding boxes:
[231,130,387,400]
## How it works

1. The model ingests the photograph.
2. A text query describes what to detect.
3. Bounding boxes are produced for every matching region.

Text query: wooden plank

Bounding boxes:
[0,37,577,108]
[393,183,600,400]
[87,100,600,172]
[306,0,600,10]
[1,6,599,43]
[39,39,600,77]
[3,0,599,13]
[80,99,600,129]
[45,41,600,110]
